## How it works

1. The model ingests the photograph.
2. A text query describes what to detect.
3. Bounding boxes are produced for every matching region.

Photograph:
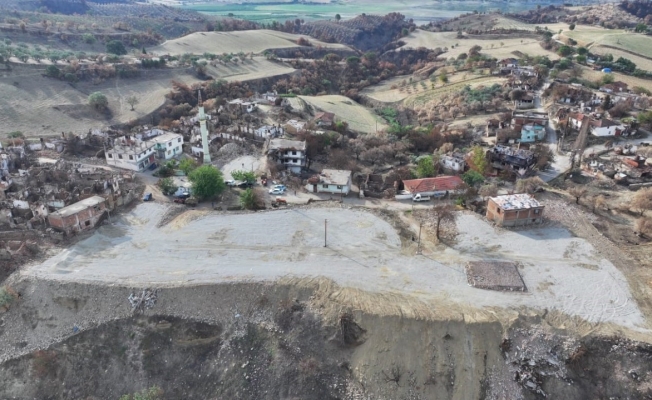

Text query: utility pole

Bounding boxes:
[324,219,328,247]
[416,222,422,255]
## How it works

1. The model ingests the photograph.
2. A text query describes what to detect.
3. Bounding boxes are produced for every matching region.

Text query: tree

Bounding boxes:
[635,23,647,33]
[479,183,498,200]
[335,13,341,22]
[632,188,652,216]
[568,186,587,204]
[558,45,573,57]
[509,89,525,102]
[188,165,225,200]
[569,23,576,30]
[431,204,456,240]
[126,96,139,111]
[531,144,555,170]
[45,65,60,78]
[577,46,588,56]
[157,177,176,195]
[106,40,127,56]
[178,158,197,176]
[88,92,108,110]
[469,146,488,174]
[462,170,484,186]
[438,71,448,83]
[231,170,256,183]
[82,33,96,44]
[416,156,436,178]
[601,73,615,85]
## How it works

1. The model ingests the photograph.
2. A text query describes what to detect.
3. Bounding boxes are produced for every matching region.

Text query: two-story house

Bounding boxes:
[267,139,307,174]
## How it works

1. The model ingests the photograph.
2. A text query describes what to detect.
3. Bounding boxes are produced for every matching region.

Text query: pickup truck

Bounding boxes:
[412,194,431,202]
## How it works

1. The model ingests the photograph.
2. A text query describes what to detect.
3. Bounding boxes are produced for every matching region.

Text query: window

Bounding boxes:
[292,151,297,155]
[118,154,123,159]
[497,207,501,214]
[168,142,172,147]
[85,221,91,226]
[129,155,134,160]
[337,185,343,189]
[534,209,540,214]
[178,138,182,143]
[167,150,171,155]
[108,153,113,158]
[322,184,328,188]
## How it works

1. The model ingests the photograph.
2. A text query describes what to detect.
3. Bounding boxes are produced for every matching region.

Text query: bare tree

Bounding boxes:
[589,194,606,214]
[126,95,139,111]
[431,204,456,240]
[635,217,652,237]
[515,177,545,194]
[568,186,588,205]
[479,183,498,200]
[632,188,652,216]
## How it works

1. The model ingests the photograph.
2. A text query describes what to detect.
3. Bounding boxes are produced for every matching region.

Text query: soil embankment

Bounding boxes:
[1,277,651,399]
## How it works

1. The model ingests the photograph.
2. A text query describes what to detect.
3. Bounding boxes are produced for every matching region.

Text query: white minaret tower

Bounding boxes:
[198,90,211,164]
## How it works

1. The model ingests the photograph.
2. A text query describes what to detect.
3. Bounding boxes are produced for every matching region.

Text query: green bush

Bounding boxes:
[157,178,176,195]
[0,286,15,309]
[189,165,225,200]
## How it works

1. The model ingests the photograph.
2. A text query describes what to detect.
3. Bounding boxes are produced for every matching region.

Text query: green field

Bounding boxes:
[182,0,562,24]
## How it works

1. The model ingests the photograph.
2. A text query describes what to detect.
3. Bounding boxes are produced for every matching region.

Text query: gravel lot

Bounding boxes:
[22,204,646,330]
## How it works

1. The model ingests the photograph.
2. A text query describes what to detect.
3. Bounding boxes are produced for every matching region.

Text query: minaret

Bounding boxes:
[198,90,211,164]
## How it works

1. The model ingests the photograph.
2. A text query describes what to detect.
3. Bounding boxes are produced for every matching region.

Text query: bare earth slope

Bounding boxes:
[150,29,351,56]
[0,66,199,137]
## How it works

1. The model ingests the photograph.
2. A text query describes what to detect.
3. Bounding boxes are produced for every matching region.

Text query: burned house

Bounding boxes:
[267,139,307,174]
[488,145,536,171]
[440,153,466,172]
[47,196,107,234]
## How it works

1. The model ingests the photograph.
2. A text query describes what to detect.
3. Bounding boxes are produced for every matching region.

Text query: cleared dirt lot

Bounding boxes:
[151,29,351,56]
[0,66,199,137]
[24,204,646,331]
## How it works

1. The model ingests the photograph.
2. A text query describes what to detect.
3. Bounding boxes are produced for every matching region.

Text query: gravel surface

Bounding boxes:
[20,203,647,331]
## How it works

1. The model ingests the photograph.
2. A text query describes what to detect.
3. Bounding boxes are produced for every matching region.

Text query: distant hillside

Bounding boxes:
[297,13,413,52]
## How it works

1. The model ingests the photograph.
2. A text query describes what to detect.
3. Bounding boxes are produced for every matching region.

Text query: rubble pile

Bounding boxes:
[505,326,580,397]
[128,288,158,312]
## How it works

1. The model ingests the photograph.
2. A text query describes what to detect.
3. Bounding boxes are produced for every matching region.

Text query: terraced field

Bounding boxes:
[361,70,496,104]
[151,29,351,56]
[296,95,388,134]
[403,76,505,108]
[492,16,569,32]
[204,56,296,82]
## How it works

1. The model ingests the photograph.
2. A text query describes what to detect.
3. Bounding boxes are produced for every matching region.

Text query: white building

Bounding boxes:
[106,131,183,171]
[255,125,282,138]
[267,139,306,174]
[284,119,307,135]
[106,137,156,172]
[150,132,184,160]
[590,119,627,137]
[440,153,466,172]
[306,169,352,195]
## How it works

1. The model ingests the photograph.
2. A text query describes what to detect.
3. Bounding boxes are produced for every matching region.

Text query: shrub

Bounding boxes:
[82,33,96,44]
[462,170,485,186]
[106,40,127,56]
[157,177,175,195]
[0,286,15,309]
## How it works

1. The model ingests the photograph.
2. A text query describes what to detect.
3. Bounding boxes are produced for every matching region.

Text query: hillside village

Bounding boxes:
[2,0,652,399]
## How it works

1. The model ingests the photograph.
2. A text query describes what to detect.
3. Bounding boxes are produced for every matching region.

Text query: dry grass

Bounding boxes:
[151,29,351,56]
[492,16,569,32]
[580,66,652,92]
[297,95,388,134]
[400,30,558,60]
[0,67,199,138]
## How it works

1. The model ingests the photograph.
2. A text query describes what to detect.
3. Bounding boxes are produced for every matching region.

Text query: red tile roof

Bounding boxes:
[402,176,464,194]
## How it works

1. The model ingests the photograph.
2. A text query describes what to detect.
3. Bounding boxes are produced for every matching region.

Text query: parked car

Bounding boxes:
[238,181,254,188]
[148,163,158,171]
[412,194,431,202]
[272,184,287,191]
[269,188,286,195]
[226,180,237,186]
[143,193,153,202]
[173,198,186,204]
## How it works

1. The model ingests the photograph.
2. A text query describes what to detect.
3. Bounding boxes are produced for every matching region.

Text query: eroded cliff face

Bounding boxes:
[0,278,651,400]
